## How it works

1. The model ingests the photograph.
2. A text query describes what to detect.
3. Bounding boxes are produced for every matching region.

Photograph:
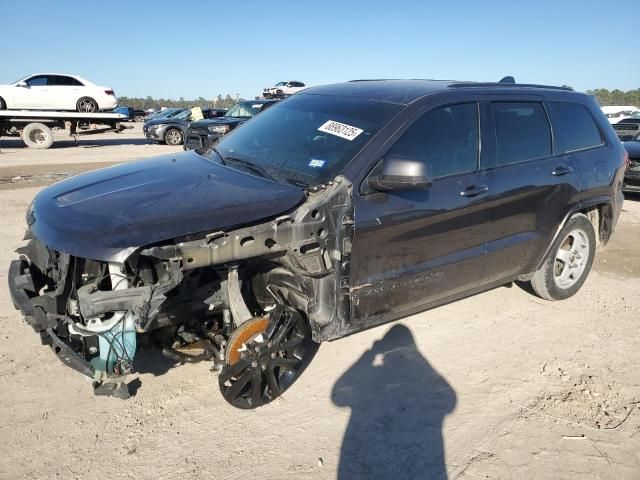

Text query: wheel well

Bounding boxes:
[578,203,612,247]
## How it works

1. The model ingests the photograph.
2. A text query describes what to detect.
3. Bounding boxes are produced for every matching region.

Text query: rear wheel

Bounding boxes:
[530,214,596,300]
[164,128,183,145]
[77,97,98,113]
[219,306,318,409]
[134,115,144,122]
[22,123,54,149]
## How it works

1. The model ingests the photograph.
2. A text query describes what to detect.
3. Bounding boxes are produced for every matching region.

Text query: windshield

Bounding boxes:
[174,109,193,120]
[275,82,287,86]
[211,94,402,186]
[151,109,184,119]
[225,102,264,118]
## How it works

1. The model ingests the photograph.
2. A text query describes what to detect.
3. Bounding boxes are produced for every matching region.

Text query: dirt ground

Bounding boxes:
[0,126,639,479]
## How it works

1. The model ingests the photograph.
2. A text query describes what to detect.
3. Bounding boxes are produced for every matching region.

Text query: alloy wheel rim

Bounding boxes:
[219,307,309,409]
[79,99,96,112]
[166,130,181,144]
[553,228,590,289]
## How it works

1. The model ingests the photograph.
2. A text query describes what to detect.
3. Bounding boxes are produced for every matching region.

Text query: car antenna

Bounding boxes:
[499,76,516,84]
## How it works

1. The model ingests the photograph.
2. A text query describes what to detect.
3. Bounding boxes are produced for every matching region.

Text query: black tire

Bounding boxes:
[22,123,54,149]
[529,213,596,301]
[219,306,319,409]
[134,115,144,122]
[77,97,98,113]
[0,97,6,110]
[164,128,183,146]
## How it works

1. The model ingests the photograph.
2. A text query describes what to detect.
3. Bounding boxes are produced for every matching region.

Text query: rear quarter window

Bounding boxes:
[492,102,552,165]
[548,101,603,153]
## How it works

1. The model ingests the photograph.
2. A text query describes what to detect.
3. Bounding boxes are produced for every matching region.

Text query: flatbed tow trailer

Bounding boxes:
[0,110,129,149]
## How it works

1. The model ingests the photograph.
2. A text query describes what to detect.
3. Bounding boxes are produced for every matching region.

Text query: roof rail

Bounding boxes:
[449,82,573,91]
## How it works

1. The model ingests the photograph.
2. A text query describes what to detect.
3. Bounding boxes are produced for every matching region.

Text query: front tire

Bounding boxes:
[0,97,6,110]
[22,123,54,149]
[77,97,98,113]
[529,213,596,301]
[164,128,183,146]
[219,306,318,409]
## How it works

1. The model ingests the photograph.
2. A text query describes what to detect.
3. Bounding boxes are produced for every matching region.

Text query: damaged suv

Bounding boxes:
[9,79,626,408]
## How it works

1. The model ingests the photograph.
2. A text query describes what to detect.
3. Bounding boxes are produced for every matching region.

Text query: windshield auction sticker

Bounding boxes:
[318,120,363,141]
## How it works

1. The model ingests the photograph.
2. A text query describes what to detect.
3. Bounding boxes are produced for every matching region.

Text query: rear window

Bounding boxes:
[549,102,602,153]
[492,102,552,165]
[49,75,84,86]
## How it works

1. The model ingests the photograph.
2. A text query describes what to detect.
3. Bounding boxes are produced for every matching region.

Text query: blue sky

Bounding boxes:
[0,0,637,100]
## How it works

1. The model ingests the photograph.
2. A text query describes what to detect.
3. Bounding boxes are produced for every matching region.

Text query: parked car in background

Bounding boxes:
[0,73,117,112]
[144,108,226,145]
[184,100,278,151]
[613,122,640,142]
[622,135,640,193]
[263,81,306,99]
[9,79,625,406]
[145,108,187,121]
[113,107,148,122]
[601,106,639,124]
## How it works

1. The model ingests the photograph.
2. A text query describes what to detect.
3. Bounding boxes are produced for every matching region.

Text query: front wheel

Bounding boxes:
[164,128,183,145]
[22,123,54,149]
[529,213,596,301]
[0,97,6,110]
[219,306,318,409]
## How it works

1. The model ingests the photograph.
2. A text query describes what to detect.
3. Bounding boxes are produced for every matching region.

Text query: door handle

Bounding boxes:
[460,185,489,197]
[552,166,574,176]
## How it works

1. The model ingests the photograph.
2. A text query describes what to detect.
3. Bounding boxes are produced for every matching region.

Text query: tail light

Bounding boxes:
[623,150,630,170]
[105,89,115,96]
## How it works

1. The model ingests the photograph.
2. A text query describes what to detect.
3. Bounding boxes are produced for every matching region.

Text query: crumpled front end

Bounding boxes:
[8,176,354,404]
[9,233,183,398]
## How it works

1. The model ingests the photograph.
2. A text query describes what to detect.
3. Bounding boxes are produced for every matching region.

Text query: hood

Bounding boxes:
[29,151,306,262]
[144,117,187,127]
[190,117,247,127]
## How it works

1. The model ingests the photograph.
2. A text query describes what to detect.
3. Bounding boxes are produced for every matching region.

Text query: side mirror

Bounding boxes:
[16,81,28,88]
[368,155,433,192]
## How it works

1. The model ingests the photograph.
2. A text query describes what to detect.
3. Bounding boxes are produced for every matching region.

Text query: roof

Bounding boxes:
[300,79,575,105]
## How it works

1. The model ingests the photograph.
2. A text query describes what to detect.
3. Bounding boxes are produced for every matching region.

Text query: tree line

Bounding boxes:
[118,88,640,110]
[117,94,248,110]
[586,88,640,106]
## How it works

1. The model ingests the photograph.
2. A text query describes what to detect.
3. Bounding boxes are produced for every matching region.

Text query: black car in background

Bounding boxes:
[622,136,640,193]
[184,99,279,151]
[113,107,148,122]
[144,108,227,145]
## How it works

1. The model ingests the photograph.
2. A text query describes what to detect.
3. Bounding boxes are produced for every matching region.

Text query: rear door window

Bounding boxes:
[385,103,479,179]
[492,102,552,165]
[548,101,603,152]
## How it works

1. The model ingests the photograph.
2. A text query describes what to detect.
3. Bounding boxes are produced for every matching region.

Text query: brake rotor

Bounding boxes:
[225,317,270,366]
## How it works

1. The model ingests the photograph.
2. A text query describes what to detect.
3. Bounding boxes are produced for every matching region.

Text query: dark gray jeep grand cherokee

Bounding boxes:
[8,79,626,408]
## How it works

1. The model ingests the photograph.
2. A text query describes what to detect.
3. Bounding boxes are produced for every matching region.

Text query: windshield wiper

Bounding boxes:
[220,155,277,182]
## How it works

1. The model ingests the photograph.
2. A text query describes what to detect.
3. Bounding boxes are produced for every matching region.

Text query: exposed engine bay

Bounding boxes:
[9,177,353,407]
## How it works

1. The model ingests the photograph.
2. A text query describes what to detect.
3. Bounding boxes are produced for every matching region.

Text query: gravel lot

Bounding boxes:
[1,126,639,479]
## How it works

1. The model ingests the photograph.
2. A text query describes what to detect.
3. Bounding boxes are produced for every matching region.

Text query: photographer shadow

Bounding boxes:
[332,324,456,480]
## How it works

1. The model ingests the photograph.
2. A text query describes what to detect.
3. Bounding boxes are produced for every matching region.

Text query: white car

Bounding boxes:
[0,73,118,112]
[263,81,306,99]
